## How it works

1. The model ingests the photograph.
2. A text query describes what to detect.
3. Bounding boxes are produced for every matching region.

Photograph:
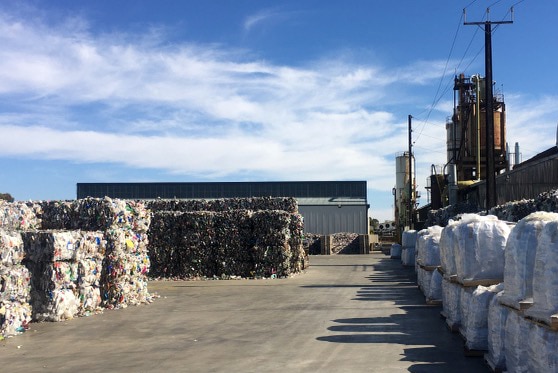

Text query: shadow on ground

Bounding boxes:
[314,257,489,372]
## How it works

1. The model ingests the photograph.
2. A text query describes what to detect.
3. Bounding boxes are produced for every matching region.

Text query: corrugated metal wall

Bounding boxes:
[463,153,558,209]
[299,205,368,235]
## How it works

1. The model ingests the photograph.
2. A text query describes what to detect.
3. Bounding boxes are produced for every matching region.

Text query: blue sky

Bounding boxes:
[0,0,557,221]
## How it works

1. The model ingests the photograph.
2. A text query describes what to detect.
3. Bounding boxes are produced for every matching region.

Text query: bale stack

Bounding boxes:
[401,230,417,267]
[36,198,152,309]
[147,197,307,279]
[0,230,32,337]
[415,226,442,304]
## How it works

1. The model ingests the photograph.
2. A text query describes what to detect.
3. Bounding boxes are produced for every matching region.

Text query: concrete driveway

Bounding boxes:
[1,254,489,372]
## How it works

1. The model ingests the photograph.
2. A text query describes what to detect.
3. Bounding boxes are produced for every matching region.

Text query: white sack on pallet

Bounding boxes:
[417,267,433,296]
[0,265,31,303]
[390,243,402,259]
[504,310,530,373]
[442,277,461,327]
[416,226,443,267]
[463,283,503,351]
[454,214,511,282]
[401,246,415,267]
[527,320,558,372]
[501,212,558,309]
[486,291,509,373]
[402,230,417,248]
[524,220,558,325]
[0,301,32,337]
[458,286,475,338]
[427,269,443,302]
[0,230,25,266]
[439,221,459,275]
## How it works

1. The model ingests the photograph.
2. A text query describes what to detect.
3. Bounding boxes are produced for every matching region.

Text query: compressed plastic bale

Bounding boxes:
[0,301,32,337]
[463,283,503,351]
[22,231,82,262]
[504,310,530,373]
[454,214,511,282]
[426,268,443,302]
[416,226,443,267]
[0,265,31,303]
[0,201,41,230]
[439,221,459,275]
[146,197,299,214]
[48,288,79,322]
[486,291,510,372]
[78,285,101,314]
[402,230,417,248]
[525,220,558,325]
[39,198,151,233]
[75,231,106,261]
[527,320,558,372]
[442,277,461,328]
[0,230,25,266]
[390,243,402,259]
[500,212,558,309]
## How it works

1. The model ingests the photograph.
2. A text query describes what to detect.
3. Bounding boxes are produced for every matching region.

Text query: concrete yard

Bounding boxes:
[1,255,489,372]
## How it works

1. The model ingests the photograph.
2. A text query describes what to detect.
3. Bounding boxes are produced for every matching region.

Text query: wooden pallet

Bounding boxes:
[426,298,442,306]
[455,277,502,287]
[464,346,486,357]
[498,297,533,312]
[419,264,440,272]
[524,313,558,331]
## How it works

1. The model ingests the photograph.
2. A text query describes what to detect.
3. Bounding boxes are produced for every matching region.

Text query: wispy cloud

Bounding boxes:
[2,7,552,210]
[243,8,289,32]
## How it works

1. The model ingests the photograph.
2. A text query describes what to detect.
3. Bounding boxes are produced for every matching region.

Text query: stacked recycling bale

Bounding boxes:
[0,230,32,337]
[21,230,106,321]
[36,198,152,309]
[401,230,417,267]
[330,233,360,254]
[415,226,443,304]
[147,197,307,279]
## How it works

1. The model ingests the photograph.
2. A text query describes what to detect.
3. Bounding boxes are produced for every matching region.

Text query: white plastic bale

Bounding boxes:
[504,310,530,373]
[48,288,79,322]
[486,291,509,372]
[78,285,102,314]
[527,321,558,372]
[439,221,459,275]
[75,232,106,261]
[402,230,417,248]
[442,277,461,327]
[0,301,32,337]
[501,212,558,309]
[454,214,511,282]
[390,243,402,258]
[463,283,503,351]
[427,269,443,302]
[0,230,25,266]
[525,220,558,325]
[0,265,31,303]
[0,201,40,230]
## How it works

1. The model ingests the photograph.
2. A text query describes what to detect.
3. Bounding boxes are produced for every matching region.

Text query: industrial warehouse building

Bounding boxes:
[77,181,369,235]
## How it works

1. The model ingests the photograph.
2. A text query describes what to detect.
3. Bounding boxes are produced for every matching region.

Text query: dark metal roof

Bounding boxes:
[77,181,367,200]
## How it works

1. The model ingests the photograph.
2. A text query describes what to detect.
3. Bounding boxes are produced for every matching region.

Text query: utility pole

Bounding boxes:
[408,114,413,229]
[465,8,513,209]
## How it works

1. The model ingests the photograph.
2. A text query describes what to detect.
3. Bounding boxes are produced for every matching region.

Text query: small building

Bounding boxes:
[76,181,369,235]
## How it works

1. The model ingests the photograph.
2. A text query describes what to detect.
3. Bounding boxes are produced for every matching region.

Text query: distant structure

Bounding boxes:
[77,181,369,235]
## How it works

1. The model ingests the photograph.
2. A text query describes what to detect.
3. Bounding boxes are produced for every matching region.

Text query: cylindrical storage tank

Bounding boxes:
[446,119,461,164]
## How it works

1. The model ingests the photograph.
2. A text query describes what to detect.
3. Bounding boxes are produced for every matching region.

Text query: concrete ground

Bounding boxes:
[1,254,490,372]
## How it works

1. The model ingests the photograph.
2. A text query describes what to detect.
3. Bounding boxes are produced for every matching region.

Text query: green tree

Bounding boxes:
[0,193,15,202]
